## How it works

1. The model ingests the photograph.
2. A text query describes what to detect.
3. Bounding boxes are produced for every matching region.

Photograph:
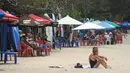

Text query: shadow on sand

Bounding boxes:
[0,69,4,71]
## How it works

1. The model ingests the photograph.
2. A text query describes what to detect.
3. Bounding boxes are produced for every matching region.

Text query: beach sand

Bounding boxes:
[0,35,130,73]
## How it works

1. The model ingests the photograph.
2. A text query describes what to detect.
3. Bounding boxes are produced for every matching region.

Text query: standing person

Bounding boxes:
[109,32,113,44]
[85,32,89,45]
[112,30,116,44]
[90,34,95,46]
[95,33,100,45]
[104,32,111,45]
[89,47,111,68]
[118,31,123,44]
[110,32,114,45]
[99,34,103,45]
[71,34,76,47]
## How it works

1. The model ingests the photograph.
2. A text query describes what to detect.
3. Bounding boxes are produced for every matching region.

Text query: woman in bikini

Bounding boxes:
[89,47,111,68]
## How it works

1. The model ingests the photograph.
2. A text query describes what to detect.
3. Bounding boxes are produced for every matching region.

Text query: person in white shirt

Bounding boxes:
[104,32,111,45]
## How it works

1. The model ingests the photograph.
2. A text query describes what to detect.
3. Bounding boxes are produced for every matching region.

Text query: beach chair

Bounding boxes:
[0,51,17,64]
[18,44,29,57]
[35,40,50,56]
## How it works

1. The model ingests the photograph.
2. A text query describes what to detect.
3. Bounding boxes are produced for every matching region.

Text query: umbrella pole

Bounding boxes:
[59,25,62,50]
[52,26,55,49]
[33,27,36,41]
[42,27,44,40]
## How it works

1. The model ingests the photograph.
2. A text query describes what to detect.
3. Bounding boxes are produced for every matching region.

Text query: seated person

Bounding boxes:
[89,47,111,68]
[43,39,52,52]
[20,36,34,56]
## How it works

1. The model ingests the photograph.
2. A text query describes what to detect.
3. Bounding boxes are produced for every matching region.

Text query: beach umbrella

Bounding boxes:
[105,20,120,27]
[0,11,5,19]
[0,9,19,51]
[93,20,115,29]
[121,22,130,27]
[73,22,105,30]
[0,9,19,24]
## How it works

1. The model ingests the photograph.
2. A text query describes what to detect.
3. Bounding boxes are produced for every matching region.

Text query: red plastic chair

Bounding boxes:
[18,44,29,57]
[35,40,50,56]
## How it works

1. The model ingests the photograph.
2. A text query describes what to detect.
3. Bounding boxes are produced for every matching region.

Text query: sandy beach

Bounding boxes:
[0,35,130,73]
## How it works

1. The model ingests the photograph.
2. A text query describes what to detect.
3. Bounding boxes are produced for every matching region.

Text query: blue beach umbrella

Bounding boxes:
[121,22,130,27]
[0,9,19,51]
[98,21,115,29]
[105,20,120,27]
[93,20,115,29]
[0,11,5,19]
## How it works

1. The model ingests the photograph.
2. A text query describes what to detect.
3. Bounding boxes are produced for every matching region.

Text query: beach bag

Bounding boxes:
[74,63,83,68]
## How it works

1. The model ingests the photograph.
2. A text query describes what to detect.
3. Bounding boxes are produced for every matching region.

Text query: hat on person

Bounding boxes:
[19,30,23,33]
[20,33,26,37]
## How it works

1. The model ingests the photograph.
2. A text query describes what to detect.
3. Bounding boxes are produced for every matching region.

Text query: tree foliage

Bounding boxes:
[0,0,130,21]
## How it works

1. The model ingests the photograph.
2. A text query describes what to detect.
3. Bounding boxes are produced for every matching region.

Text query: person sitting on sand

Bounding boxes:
[89,47,111,68]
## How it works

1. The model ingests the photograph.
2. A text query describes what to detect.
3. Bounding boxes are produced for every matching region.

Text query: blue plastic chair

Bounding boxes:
[41,46,47,48]
[41,46,48,56]
[0,51,17,64]
[4,52,17,64]
[75,41,79,47]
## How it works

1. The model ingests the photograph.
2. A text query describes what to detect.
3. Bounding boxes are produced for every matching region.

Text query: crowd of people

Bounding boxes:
[72,29,126,46]
[19,30,52,56]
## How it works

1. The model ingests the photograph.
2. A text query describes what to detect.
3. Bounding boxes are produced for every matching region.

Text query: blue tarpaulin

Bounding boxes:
[9,27,20,51]
[0,23,8,51]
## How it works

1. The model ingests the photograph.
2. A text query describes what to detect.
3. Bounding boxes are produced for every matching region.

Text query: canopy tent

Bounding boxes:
[92,20,101,24]
[92,20,115,29]
[0,9,19,24]
[121,22,130,27]
[58,15,83,25]
[105,20,120,27]
[73,22,105,30]
[26,14,51,26]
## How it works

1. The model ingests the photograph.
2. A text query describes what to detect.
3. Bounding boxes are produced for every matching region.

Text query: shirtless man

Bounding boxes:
[89,47,111,68]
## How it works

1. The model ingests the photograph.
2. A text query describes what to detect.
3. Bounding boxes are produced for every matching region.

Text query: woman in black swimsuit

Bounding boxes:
[89,47,111,68]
